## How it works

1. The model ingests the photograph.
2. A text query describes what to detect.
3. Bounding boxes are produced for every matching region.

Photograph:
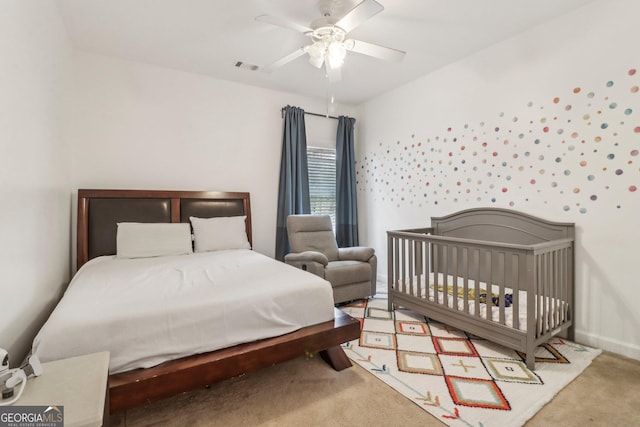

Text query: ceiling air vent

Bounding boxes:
[235,61,258,71]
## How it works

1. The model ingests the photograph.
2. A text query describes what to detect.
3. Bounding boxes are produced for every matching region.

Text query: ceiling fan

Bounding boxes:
[256,0,405,82]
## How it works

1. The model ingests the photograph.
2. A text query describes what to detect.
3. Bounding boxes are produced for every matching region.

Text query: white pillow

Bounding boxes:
[116,222,193,259]
[190,215,251,252]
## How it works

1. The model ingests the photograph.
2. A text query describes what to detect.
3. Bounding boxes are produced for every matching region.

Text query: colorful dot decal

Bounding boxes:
[357,68,639,212]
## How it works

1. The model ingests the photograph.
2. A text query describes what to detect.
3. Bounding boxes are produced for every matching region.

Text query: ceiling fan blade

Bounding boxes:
[344,39,405,63]
[261,47,307,73]
[335,0,384,33]
[325,62,342,83]
[255,15,312,34]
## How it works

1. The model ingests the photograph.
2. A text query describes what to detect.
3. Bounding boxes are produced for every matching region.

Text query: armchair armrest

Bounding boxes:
[284,251,328,278]
[285,251,329,266]
[338,246,375,262]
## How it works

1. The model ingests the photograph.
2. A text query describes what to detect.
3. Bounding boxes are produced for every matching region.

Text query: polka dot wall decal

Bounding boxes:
[606,81,614,87]
[630,69,637,76]
[631,86,639,93]
[359,68,636,215]
[591,195,597,201]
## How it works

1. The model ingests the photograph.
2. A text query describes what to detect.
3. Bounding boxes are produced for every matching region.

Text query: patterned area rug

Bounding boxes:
[340,297,601,427]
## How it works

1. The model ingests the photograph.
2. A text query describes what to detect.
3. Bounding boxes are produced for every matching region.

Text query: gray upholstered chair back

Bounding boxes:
[287,215,339,261]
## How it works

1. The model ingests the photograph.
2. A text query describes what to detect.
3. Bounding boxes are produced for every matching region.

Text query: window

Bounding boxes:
[307,146,336,228]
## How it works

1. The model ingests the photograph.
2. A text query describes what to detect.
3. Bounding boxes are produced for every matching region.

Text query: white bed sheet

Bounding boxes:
[33,250,335,374]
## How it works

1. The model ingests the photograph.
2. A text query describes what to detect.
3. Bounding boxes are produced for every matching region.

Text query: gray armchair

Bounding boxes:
[285,214,377,304]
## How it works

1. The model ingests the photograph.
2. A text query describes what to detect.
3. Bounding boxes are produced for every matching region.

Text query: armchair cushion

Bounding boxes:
[324,261,372,287]
[338,246,375,262]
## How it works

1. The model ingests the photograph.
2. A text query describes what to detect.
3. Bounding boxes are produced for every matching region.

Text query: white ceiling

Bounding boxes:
[55,0,595,105]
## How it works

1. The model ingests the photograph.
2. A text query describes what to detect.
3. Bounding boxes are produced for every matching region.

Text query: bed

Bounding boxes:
[34,189,360,413]
[387,208,575,369]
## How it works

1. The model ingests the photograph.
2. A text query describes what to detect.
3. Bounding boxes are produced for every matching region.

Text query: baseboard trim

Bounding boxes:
[575,331,640,362]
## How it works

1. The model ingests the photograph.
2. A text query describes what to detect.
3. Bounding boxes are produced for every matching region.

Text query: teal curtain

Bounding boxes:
[275,106,310,260]
[335,115,358,247]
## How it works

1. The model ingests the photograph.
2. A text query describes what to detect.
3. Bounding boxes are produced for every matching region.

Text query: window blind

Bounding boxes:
[307,146,336,228]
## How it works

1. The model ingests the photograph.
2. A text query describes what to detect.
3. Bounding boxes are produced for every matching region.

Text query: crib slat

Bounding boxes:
[551,251,556,329]
[474,248,481,318]
[433,243,440,304]
[545,251,551,333]
[562,247,569,324]
[498,251,506,325]
[511,253,520,330]
[462,247,469,314]
[486,249,492,322]
[405,240,415,296]
[413,240,422,297]
[451,246,458,311]
[425,241,430,301]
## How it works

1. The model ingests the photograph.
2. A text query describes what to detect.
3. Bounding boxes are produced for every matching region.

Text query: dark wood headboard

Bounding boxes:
[77,189,252,269]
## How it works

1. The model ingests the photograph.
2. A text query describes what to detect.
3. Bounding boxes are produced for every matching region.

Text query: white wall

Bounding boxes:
[68,52,356,259]
[356,0,640,360]
[0,1,73,364]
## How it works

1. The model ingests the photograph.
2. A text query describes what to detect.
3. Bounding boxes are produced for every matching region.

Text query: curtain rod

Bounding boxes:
[281,107,340,120]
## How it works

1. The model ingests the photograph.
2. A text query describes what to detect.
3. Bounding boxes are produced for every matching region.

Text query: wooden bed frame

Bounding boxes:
[387,208,575,369]
[76,189,360,413]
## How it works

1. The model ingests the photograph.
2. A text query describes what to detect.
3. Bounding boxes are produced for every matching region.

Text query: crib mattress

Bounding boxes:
[393,273,567,332]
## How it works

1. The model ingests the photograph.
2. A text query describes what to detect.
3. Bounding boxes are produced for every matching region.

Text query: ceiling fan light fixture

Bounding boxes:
[307,41,326,68]
[327,40,346,69]
[308,54,325,68]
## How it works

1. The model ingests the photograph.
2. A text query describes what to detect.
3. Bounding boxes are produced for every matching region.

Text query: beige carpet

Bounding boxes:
[111,351,640,426]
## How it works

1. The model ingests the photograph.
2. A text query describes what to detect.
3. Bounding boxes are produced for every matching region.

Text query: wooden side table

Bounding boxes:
[12,352,109,427]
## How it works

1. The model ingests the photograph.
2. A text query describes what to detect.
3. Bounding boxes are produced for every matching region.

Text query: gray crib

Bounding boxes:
[387,208,575,369]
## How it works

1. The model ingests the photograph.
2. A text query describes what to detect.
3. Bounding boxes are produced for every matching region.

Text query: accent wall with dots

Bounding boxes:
[359,68,637,214]
[355,0,639,361]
